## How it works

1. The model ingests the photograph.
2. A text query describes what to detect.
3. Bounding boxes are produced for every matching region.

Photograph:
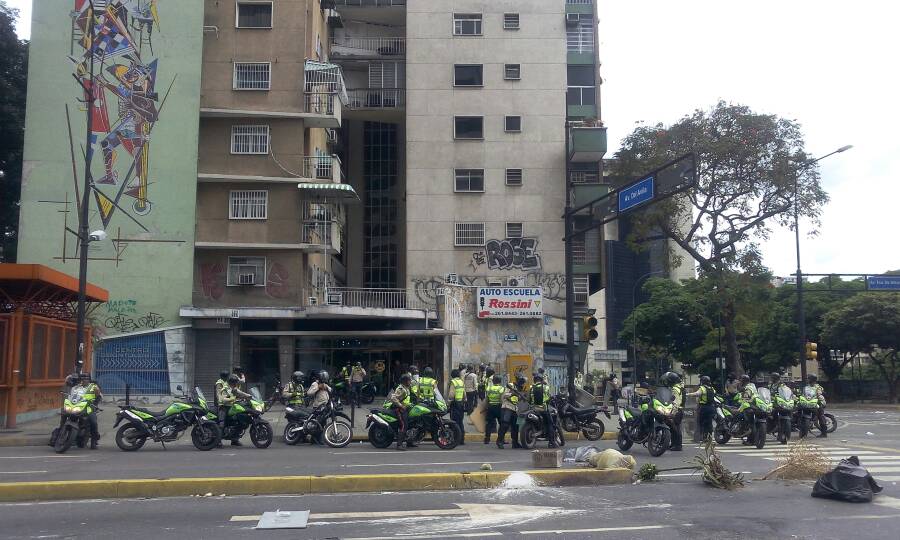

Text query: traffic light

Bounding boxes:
[805,342,818,361]
[581,316,599,343]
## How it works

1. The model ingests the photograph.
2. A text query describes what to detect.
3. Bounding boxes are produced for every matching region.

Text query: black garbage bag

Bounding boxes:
[812,456,884,503]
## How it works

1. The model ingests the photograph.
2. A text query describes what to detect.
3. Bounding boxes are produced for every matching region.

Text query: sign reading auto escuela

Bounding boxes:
[477,287,543,319]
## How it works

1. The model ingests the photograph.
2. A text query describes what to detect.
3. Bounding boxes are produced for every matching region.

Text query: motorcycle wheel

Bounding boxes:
[582,420,604,441]
[191,423,221,451]
[249,422,273,449]
[519,423,538,450]
[648,427,670,457]
[616,430,633,451]
[283,422,303,445]
[76,433,87,448]
[54,424,74,454]
[755,424,766,449]
[115,423,147,451]
[555,425,566,447]
[324,420,353,448]
[433,421,459,450]
[360,386,376,405]
[778,418,791,445]
[798,417,809,438]
[714,423,731,445]
[824,413,837,433]
[561,417,578,432]
[368,423,394,448]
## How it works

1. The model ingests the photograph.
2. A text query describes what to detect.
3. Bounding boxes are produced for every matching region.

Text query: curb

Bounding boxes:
[0,468,633,502]
[348,432,617,443]
[0,436,47,448]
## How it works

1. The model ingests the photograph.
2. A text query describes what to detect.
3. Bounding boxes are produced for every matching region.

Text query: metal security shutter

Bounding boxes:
[194,329,233,400]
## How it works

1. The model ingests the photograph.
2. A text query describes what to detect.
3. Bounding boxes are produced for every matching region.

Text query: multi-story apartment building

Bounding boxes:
[17,0,606,400]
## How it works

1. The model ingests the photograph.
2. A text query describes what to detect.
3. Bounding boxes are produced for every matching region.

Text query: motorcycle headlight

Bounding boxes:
[64,406,77,414]
[285,407,295,413]
[716,409,725,419]
[253,403,264,412]
[618,410,627,422]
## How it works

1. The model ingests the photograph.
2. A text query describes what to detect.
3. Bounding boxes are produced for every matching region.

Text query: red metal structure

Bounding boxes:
[0,264,109,428]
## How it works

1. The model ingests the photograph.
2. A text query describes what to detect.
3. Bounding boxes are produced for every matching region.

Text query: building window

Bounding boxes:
[236,2,273,29]
[505,115,522,133]
[504,64,521,80]
[503,13,520,30]
[570,171,600,184]
[567,65,596,106]
[506,222,524,238]
[227,256,266,287]
[231,125,270,154]
[233,62,271,90]
[229,190,268,220]
[505,168,523,186]
[454,169,485,192]
[567,14,594,53]
[455,223,485,247]
[573,275,590,304]
[454,116,483,139]
[454,64,483,87]
[453,13,482,36]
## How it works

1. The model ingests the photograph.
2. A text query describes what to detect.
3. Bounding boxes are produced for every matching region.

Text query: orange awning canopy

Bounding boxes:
[0,264,109,304]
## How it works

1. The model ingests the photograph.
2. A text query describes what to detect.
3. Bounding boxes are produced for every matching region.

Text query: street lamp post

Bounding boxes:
[794,144,853,382]
[631,270,664,385]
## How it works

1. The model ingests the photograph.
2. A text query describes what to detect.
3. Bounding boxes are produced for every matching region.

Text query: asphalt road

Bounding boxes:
[1,477,899,539]
[1,408,898,484]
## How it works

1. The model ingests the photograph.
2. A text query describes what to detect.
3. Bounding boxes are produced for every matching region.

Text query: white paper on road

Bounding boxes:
[255,510,310,530]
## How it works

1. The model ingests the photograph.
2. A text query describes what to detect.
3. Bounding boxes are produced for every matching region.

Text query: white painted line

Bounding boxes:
[716,446,849,453]
[342,461,516,468]
[725,450,876,457]
[520,524,690,535]
[874,476,900,482]
[0,471,47,474]
[658,472,752,477]
[330,450,473,455]
[232,509,470,522]
[866,467,900,473]
[343,533,502,540]
[874,496,900,510]
[763,456,900,462]
[0,456,94,459]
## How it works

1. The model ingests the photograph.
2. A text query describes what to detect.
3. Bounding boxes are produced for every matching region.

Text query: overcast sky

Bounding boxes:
[9,0,899,277]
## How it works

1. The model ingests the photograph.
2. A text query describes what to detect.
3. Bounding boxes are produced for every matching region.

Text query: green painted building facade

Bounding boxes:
[17,0,203,336]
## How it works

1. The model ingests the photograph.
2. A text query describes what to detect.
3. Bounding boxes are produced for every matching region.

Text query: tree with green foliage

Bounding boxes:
[821,293,900,403]
[613,101,829,376]
[0,1,28,262]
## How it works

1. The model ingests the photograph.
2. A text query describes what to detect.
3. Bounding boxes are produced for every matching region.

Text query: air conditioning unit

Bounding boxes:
[566,13,580,27]
[508,276,527,288]
[308,296,319,306]
[237,272,256,286]
[326,292,343,306]
[325,128,337,144]
[487,278,504,287]
[446,273,460,284]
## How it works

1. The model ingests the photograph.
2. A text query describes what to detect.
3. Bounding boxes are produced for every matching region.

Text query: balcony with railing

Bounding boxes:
[346,88,405,110]
[331,36,406,59]
[318,287,434,312]
[299,155,344,183]
[301,201,345,254]
[572,229,602,274]
[329,0,406,7]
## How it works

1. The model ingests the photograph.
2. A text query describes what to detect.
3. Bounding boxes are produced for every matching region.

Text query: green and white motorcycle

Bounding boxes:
[205,387,274,449]
[50,385,94,454]
[113,386,221,451]
[366,398,461,450]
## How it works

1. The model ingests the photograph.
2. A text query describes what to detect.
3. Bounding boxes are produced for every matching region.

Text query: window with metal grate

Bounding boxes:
[505,168,523,186]
[229,190,268,219]
[506,222,524,238]
[455,223,485,246]
[234,62,271,90]
[503,13,520,30]
[504,64,521,80]
[231,125,270,154]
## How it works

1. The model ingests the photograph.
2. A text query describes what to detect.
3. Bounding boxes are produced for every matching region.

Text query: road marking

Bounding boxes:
[520,524,690,535]
[716,446,851,453]
[231,509,469,522]
[837,443,900,454]
[0,471,47,474]
[0,456,93,459]
[658,471,752,477]
[763,455,900,461]
[866,467,900,473]
[343,533,503,540]
[342,461,515,468]
[874,496,900,510]
[875,476,900,482]
[329,450,473,455]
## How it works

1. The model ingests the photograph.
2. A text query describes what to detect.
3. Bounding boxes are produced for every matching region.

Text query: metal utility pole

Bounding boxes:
[563,122,577,402]
[75,3,97,374]
[794,144,852,381]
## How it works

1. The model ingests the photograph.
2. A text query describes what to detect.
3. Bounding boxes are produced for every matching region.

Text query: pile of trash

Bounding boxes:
[563,446,636,471]
[812,456,884,503]
[762,440,832,481]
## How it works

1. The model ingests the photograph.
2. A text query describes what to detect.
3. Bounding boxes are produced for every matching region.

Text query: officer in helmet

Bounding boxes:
[283,371,306,406]
[661,371,685,451]
[687,375,717,441]
[220,374,251,446]
[307,370,332,409]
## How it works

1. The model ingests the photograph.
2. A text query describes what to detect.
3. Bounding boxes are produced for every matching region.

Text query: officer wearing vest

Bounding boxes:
[687,375,716,441]
[282,371,306,406]
[808,374,828,438]
[530,373,558,448]
[388,374,414,450]
[79,373,103,449]
[220,374,251,446]
[497,376,525,449]
[483,375,504,444]
[464,364,478,413]
[448,369,466,444]
[480,367,494,402]
[662,372,685,451]
[414,367,438,402]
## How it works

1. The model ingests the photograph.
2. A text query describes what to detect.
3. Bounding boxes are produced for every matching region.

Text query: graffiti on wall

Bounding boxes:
[199,263,226,300]
[197,262,294,300]
[104,311,167,333]
[70,0,169,229]
[411,273,566,305]
[469,237,542,272]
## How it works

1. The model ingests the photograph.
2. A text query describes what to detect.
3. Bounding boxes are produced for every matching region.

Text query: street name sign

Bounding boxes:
[477,287,543,319]
[867,275,900,291]
[618,176,655,212]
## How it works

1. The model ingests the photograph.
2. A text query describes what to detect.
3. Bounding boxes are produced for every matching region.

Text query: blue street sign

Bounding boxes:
[867,275,900,291]
[618,176,655,212]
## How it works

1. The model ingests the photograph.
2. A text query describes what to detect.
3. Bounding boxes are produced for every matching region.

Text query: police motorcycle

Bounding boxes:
[283,395,353,448]
[767,385,795,445]
[203,387,274,448]
[518,400,566,450]
[793,385,837,437]
[113,386,221,451]
[49,377,97,454]
[366,393,461,450]
[743,384,773,449]
[712,395,742,445]
[550,394,610,441]
[616,386,676,457]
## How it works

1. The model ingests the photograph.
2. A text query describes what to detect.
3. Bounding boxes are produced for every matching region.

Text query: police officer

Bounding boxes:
[464,364,478,413]
[530,373,557,448]
[497,376,525,449]
[483,375,504,444]
[388,374,413,450]
[662,372,685,451]
[478,364,488,400]
[808,374,828,438]
[214,371,228,408]
[306,371,332,409]
[80,373,103,449]
[687,375,716,441]
[415,366,438,402]
[282,371,305,406]
[220,374,251,446]
[448,369,466,444]
[737,374,757,443]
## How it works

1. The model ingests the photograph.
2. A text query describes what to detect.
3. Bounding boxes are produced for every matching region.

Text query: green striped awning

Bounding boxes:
[296,182,359,201]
